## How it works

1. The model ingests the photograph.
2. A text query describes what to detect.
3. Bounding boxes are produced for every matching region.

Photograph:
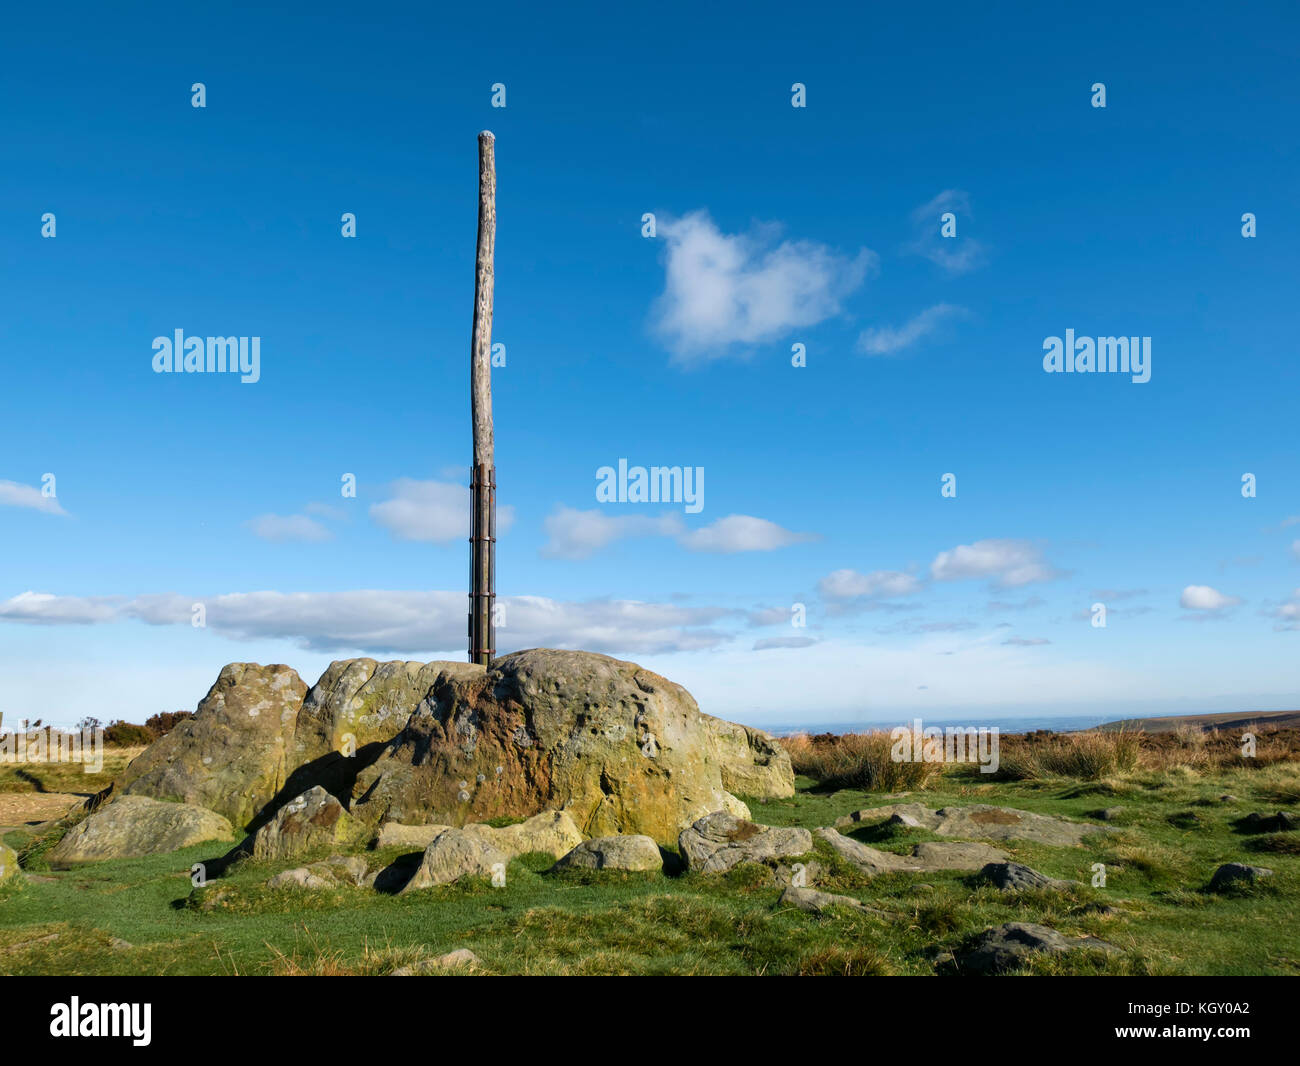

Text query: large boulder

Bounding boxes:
[400,829,508,892]
[463,811,583,860]
[702,717,795,800]
[117,663,307,830]
[550,835,663,873]
[250,786,355,861]
[47,796,233,864]
[679,812,812,873]
[350,649,754,844]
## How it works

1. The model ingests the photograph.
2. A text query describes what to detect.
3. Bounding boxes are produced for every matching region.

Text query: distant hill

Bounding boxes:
[1096,710,1300,733]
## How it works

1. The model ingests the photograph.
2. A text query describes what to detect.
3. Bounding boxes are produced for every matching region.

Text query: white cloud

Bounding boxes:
[370,478,515,544]
[541,507,684,559]
[907,190,986,274]
[1180,585,1241,611]
[652,210,874,357]
[752,636,818,651]
[857,303,965,356]
[0,480,68,516]
[1271,589,1300,630]
[818,568,920,599]
[0,588,737,656]
[246,513,333,543]
[930,539,1058,588]
[678,514,816,553]
[1002,636,1051,646]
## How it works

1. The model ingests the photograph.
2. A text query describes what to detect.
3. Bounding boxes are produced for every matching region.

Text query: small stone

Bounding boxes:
[1208,863,1273,892]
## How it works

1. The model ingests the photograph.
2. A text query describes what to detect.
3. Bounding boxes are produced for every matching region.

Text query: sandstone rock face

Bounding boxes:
[0,842,20,884]
[291,659,485,769]
[400,829,508,892]
[956,922,1119,973]
[702,717,795,800]
[118,663,307,830]
[47,796,233,864]
[550,834,663,872]
[835,803,1111,847]
[251,787,354,862]
[463,811,583,860]
[351,649,752,844]
[679,812,813,873]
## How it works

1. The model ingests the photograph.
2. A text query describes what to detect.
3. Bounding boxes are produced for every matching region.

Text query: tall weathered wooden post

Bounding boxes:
[468,131,497,666]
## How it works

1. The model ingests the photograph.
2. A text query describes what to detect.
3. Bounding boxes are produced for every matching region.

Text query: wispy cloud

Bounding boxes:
[0,479,68,516]
[907,190,986,274]
[1179,585,1241,612]
[818,568,921,599]
[246,513,333,543]
[752,636,818,651]
[1002,636,1051,646]
[931,539,1059,588]
[652,210,875,357]
[0,588,738,656]
[370,478,516,544]
[541,508,814,559]
[857,303,966,356]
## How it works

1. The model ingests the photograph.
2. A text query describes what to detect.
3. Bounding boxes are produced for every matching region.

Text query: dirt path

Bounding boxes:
[0,791,84,831]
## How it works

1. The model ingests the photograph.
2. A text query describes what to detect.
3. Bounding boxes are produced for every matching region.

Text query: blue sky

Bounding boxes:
[2,1,1298,728]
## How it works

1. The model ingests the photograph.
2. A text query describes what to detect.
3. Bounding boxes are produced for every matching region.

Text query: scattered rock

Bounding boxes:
[267,854,370,890]
[118,663,307,830]
[888,812,924,828]
[835,803,1111,846]
[815,827,1007,875]
[47,796,233,864]
[464,810,583,860]
[1239,811,1299,833]
[400,829,509,892]
[350,649,756,844]
[773,859,822,887]
[251,787,354,862]
[778,884,890,918]
[679,812,812,873]
[1220,794,1239,804]
[1208,862,1273,892]
[0,842,20,884]
[910,841,1009,871]
[956,922,1120,974]
[390,948,481,975]
[980,861,1079,892]
[1099,806,1125,821]
[550,834,662,872]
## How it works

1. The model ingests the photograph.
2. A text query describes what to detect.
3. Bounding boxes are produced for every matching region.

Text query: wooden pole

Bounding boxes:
[469,131,496,666]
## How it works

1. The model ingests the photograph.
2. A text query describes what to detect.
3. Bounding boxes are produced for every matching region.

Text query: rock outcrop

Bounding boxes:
[835,803,1111,847]
[47,796,233,864]
[815,827,1007,875]
[117,663,307,830]
[1208,862,1273,892]
[679,812,813,873]
[349,649,763,843]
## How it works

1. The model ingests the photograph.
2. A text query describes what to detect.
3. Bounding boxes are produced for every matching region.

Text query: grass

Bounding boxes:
[1,742,1298,976]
